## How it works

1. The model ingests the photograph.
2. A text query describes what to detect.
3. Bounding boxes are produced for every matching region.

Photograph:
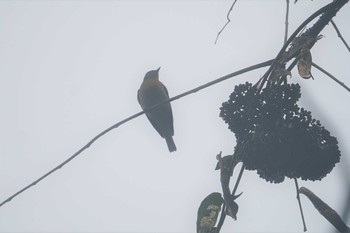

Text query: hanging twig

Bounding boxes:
[294,178,307,232]
[283,3,307,231]
[284,2,307,231]
[0,59,274,208]
[284,0,290,43]
[215,0,238,44]
[331,19,350,52]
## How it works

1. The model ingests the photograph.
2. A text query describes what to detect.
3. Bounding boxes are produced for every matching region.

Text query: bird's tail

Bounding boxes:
[165,137,177,152]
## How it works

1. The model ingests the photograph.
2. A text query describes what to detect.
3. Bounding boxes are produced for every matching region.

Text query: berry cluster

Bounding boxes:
[220,82,340,183]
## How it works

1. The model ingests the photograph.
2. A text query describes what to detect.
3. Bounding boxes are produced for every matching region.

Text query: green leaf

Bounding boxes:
[197,192,224,233]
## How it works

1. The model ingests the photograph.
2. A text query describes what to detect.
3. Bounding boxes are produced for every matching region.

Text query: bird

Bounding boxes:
[137,67,177,152]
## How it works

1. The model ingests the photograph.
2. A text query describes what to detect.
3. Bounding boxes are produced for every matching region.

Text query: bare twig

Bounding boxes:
[284,0,290,43]
[294,178,307,232]
[331,19,350,52]
[215,0,238,44]
[0,59,274,208]
[312,62,350,93]
[231,164,245,200]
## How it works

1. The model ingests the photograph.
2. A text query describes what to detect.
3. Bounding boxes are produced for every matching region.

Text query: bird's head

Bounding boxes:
[144,67,161,80]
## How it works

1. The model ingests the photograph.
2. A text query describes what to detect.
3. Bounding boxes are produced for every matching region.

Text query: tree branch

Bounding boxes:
[312,62,350,93]
[0,59,274,208]
[331,19,350,52]
[258,0,348,91]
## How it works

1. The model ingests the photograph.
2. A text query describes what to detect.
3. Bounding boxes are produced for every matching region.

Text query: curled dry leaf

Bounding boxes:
[299,187,350,233]
[298,47,313,79]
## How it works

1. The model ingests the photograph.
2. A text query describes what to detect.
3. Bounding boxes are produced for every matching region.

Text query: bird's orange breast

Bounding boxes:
[138,79,169,109]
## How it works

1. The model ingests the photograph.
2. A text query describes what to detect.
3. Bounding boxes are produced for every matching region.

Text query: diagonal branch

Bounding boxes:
[215,0,238,44]
[0,59,274,208]
[331,19,350,52]
[312,62,350,93]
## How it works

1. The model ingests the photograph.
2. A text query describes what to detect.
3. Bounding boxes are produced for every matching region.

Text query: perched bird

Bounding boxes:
[137,67,176,152]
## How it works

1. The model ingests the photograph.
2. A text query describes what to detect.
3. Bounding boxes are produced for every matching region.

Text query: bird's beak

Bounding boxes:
[157,67,161,72]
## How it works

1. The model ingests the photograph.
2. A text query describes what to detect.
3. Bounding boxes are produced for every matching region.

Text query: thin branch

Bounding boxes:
[215,0,238,44]
[284,0,290,44]
[231,164,245,200]
[331,19,350,52]
[167,59,273,103]
[217,203,226,231]
[0,59,274,208]
[312,62,350,93]
[0,110,145,207]
[294,178,307,232]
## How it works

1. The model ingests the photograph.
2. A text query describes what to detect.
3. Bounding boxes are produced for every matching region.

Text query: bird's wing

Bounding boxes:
[162,82,170,98]
[138,80,174,138]
[146,82,174,138]
[146,104,174,138]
